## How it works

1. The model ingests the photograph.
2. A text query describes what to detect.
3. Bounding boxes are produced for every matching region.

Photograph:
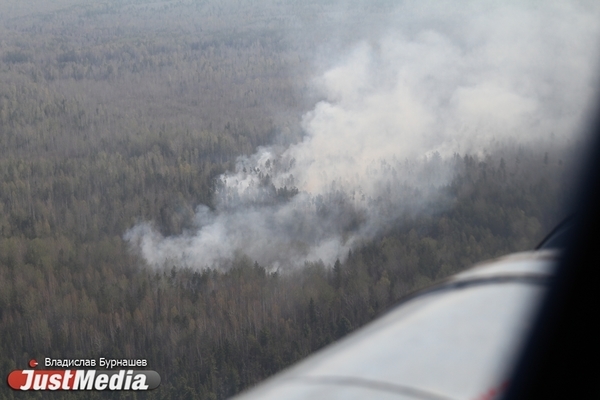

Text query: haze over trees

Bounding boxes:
[0,0,594,399]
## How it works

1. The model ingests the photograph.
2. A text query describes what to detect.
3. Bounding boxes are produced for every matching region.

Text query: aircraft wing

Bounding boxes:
[232,250,557,400]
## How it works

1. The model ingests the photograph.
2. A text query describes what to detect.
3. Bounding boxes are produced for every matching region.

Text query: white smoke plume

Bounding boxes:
[125,0,600,270]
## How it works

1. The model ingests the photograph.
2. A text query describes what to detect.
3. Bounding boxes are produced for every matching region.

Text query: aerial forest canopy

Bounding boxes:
[0,0,597,399]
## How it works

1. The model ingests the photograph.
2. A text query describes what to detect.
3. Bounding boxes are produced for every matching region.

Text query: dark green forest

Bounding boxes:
[0,1,578,399]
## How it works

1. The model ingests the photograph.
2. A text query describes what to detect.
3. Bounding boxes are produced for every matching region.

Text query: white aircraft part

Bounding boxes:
[233,251,556,400]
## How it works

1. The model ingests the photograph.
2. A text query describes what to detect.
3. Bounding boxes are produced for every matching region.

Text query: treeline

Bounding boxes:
[0,0,314,162]
[0,1,576,399]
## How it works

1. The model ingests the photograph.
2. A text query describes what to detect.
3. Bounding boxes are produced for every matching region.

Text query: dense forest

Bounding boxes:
[0,1,583,399]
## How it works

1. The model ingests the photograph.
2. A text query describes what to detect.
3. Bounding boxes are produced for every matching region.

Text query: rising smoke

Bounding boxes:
[125,0,600,270]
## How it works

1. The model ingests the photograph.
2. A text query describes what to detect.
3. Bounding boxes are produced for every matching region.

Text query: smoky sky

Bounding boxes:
[125,0,600,270]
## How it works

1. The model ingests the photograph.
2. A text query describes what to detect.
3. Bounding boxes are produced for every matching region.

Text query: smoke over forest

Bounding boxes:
[2,1,600,398]
[126,0,600,270]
